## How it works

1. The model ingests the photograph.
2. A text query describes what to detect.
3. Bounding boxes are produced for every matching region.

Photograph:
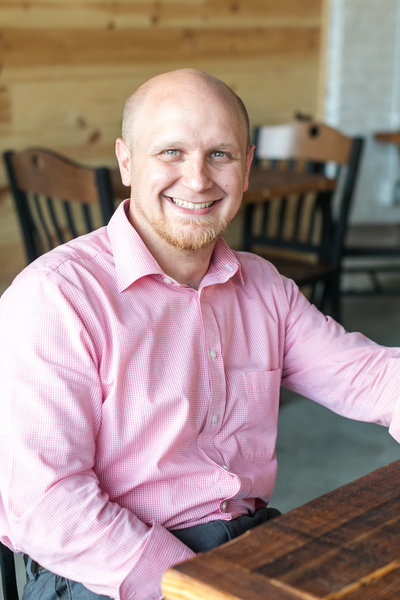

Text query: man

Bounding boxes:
[0,68,399,600]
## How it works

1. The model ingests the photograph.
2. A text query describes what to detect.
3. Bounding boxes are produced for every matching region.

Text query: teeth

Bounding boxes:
[171,197,215,209]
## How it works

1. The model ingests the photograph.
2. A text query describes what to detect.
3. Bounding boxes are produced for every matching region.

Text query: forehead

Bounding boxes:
[142,75,236,111]
[134,83,247,149]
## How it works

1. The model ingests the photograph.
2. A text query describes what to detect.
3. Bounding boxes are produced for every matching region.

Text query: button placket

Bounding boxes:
[197,294,226,465]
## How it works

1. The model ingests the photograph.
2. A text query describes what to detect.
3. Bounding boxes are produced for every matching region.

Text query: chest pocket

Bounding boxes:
[234,369,281,461]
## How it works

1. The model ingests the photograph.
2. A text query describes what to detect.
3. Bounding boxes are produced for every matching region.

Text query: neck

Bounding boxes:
[139,230,215,289]
[157,243,215,289]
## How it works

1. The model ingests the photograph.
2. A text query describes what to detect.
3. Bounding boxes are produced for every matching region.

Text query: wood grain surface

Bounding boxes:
[163,460,400,600]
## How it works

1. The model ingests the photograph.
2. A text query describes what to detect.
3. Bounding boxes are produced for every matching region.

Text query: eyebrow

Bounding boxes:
[150,140,241,153]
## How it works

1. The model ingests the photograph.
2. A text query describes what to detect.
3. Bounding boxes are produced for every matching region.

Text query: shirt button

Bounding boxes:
[222,464,230,471]
[163,277,172,285]
[210,349,217,360]
[220,501,228,512]
[211,414,219,425]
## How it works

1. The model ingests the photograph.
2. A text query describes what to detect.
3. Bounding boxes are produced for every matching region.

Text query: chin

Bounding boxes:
[161,222,227,252]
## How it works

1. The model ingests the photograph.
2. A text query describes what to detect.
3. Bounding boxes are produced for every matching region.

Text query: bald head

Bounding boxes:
[121,68,251,151]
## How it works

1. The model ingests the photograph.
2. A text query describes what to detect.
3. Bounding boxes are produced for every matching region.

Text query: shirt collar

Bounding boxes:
[108,199,243,292]
[200,238,244,289]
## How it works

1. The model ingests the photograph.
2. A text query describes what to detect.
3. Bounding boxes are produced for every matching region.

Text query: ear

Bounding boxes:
[243,144,255,192]
[115,138,132,187]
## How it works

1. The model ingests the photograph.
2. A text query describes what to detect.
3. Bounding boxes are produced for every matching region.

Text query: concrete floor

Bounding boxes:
[272,294,400,513]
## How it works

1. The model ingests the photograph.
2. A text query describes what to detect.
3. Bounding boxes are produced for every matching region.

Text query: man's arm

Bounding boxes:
[281,277,400,441]
[0,271,194,600]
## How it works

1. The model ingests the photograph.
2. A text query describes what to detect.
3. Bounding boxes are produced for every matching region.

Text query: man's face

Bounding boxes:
[116,76,254,253]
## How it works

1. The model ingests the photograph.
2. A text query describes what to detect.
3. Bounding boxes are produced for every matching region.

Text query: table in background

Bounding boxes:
[375,131,400,145]
[243,167,335,204]
[162,459,400,600]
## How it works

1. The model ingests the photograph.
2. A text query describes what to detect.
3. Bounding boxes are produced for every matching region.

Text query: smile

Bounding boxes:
[170,197,216,210]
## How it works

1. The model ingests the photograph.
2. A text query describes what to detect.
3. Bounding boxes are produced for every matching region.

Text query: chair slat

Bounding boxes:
[46,196,66,245]
[33,194,54,251]
[82,203,94,233]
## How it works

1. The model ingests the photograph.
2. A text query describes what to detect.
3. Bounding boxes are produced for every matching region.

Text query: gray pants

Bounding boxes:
[22,507,281,600]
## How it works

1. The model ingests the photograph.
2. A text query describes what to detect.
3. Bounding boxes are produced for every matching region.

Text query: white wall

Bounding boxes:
[324,0,400,222]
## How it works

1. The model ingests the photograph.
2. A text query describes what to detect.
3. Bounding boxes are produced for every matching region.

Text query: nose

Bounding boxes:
[181,154,213,192]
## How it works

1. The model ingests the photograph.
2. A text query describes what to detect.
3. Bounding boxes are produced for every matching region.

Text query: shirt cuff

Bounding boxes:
[119,522,195,600]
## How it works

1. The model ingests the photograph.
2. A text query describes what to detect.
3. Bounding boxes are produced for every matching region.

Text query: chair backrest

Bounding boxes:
[3,148,116,264]
[0,542,19,600]
[244,121,364,266]
[254,120,356,165]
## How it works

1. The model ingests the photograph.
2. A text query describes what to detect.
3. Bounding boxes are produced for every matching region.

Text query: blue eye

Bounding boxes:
[165,149,179,156]
[210,150,232,160]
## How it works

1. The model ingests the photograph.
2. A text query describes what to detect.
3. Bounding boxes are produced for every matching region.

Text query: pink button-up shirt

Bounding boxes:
[1,200,399,600]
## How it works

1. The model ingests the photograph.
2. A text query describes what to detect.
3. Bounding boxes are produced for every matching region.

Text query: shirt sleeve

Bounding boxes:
[0,268,195,600]
[281,277,400,442]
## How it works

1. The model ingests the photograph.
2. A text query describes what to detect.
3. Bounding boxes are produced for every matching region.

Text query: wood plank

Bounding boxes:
[0,193,26,292]
[163,555,321,600]
[330,564,400,600]
[1,62,319,133]
[0,86,11,123]
[374,131,400,146]
[1,27,320,70]
[1,79,134,132]
[0,0,322,29]
[255,501,400,597]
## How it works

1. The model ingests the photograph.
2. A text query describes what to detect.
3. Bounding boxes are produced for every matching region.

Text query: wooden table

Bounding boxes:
[375,131,400,145]
[162,460,400,600]
[111,166,336,205]
[243,167,336,205]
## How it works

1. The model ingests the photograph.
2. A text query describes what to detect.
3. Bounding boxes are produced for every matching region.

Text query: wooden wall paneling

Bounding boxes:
[2,27,320,74]
[0,192,26,293]
[0,0,325,289]
[0,0,322,31]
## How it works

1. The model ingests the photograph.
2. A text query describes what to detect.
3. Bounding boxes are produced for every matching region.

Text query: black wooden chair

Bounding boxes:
[3,148,116,264]
[242,121,364,321]
[0,542,19,600]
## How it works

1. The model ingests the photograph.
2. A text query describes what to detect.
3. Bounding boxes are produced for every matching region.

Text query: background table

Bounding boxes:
[162,460,400,600]
[243,167,335,204]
